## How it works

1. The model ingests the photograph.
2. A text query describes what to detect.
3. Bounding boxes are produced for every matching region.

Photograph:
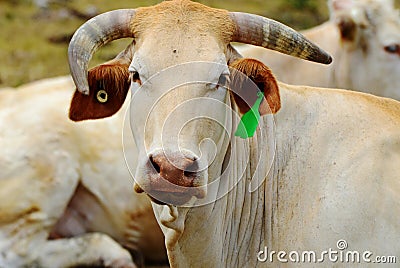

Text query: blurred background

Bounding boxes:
[0,0,399,88]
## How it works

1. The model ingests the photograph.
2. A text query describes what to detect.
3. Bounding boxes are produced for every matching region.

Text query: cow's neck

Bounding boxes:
[154,107,279,267]
[153,86,337,267]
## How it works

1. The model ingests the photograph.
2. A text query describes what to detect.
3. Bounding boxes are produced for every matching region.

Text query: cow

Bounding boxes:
[236,0,400,99]
[0,77,167,267]
[68,0,400,267]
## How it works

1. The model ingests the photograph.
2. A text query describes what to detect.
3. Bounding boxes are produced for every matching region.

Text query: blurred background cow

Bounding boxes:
[0,77,167,267]
[237,0,400,99]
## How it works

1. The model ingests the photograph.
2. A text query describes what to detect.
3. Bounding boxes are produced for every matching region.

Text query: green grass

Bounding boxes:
[0,0,398,87]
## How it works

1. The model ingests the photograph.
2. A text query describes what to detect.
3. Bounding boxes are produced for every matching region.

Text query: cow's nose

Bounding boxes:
[134,152,206,205]
[149,153,199,188]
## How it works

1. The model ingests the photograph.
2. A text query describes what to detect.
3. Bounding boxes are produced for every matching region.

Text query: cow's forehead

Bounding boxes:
[131,0,234,44]
[375,15,400,44]
[128,0,234,78]
[130,28,230,83]
[369,4,400,29]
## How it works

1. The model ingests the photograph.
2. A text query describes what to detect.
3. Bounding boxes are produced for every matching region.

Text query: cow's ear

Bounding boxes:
[69,63,130,121]
[337,15,359,41]
[229,58,281,116]
[329,0,369,42]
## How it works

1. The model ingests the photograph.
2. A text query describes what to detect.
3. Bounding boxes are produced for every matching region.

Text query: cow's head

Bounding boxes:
[68,0,331,206]
[329,0,400,95]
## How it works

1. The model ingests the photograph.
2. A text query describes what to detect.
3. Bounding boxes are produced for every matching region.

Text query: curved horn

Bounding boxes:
[68,9,136,95]
[229,12,332,64]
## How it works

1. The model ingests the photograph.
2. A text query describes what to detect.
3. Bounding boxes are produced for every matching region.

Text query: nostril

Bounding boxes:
[149,156,161,173]
[183,160,199,177]
[184,170,197,178]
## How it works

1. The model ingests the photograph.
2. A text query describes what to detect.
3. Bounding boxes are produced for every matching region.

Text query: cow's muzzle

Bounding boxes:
[134,152,207,206]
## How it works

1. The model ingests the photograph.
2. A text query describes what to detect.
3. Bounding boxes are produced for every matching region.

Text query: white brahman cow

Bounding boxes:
[237,0,400,99]
[0,77,166,267]
[67,0,400,267]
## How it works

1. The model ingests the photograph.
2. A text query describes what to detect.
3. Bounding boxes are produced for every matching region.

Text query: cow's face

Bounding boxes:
[331,0,400,96]
[129,42,232,206]
[67,0,331,206]
[122,4,238,206]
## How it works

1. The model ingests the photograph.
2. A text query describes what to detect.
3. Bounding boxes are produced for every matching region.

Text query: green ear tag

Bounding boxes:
[235,92,264,139]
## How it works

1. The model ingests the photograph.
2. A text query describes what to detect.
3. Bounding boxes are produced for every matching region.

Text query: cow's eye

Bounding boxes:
[207,73,230,90]
[216,73,230,89]
[129,71,141,85]
[96,90,108,103]
[384,44,400,54]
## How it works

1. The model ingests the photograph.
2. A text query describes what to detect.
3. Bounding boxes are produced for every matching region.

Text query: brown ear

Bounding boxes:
[229,58,280,115]
[337,16,358,41]
[69,63,130,121]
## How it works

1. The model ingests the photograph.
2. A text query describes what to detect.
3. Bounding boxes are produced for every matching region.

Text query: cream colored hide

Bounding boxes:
[67,0,400,267]
[237,0,400,99]
[0,77,166,267]
[154,83,400,268]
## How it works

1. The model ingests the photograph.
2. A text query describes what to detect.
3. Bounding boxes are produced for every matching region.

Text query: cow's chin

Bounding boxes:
[134,178,207,207]
[148,192,196,206]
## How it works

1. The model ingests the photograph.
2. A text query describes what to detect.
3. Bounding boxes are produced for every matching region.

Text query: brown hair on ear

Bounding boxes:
[337,16,358,41]
[69,63,130,121]
[229,58,281,115]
